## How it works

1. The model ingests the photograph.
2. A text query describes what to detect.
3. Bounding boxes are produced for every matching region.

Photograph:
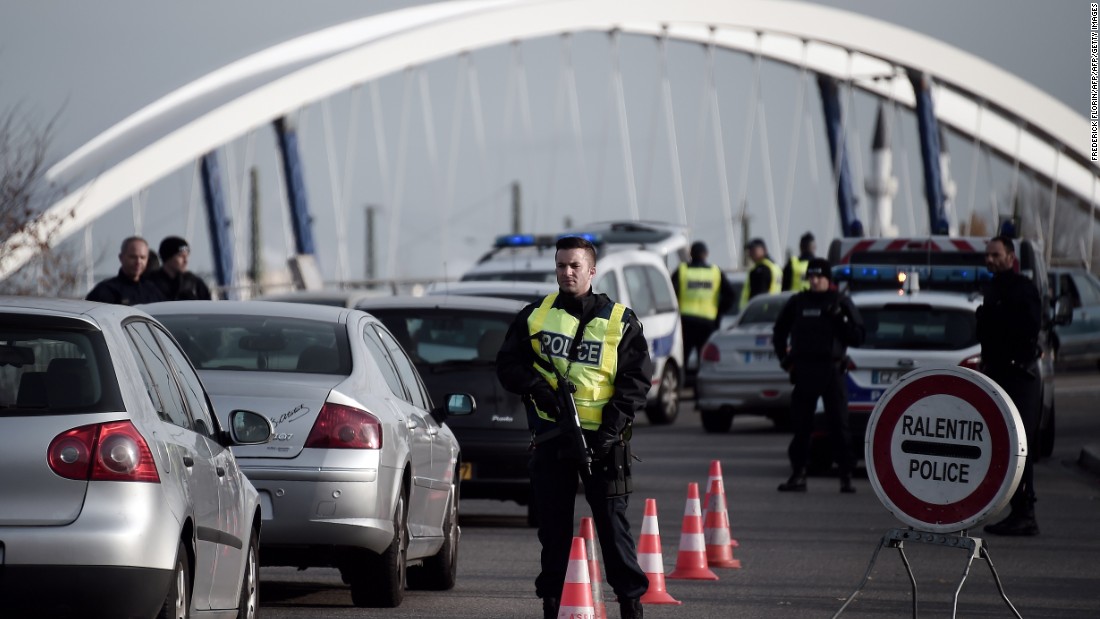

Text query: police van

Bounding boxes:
[461,222,687,425]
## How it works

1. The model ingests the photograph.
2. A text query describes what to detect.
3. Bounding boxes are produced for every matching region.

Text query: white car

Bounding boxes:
[147,301,473,608]
[0,298,272,618]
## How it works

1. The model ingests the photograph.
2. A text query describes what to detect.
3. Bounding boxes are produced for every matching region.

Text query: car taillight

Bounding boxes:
[304,403,383,449]
[701,343,720,362]
[959,354,982,371]
[847,358,857,372]
[48,421,160,483]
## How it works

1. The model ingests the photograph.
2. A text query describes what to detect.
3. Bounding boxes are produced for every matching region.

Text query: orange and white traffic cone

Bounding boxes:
[559,537,595,619]
[578,517,607,619]
[668,482,719,580]
[703,459,739,549]
[703,462,742,568]
[637,498,682,605]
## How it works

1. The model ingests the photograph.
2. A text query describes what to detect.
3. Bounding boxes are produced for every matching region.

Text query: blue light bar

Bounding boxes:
[558,232,602,244]
[494,234,536,247]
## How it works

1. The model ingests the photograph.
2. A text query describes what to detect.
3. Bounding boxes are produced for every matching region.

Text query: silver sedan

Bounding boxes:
[696,292,795,433]
[0,297,272,619]
[148,301,473,608]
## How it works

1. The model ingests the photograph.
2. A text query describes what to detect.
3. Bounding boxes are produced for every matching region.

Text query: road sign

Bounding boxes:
[865,366,1026,533]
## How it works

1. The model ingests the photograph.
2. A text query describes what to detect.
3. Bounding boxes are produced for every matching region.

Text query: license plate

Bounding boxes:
[258,491,273,520]
[743,351,776,364]
[460,462,473,481]
[872,370,901,385]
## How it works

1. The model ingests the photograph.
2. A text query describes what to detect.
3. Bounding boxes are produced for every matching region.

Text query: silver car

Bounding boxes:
[696,292,796,433]
[148,301,473,608]
[0,297,272,619]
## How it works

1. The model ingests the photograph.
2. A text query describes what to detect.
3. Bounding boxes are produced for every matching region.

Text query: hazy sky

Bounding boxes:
[0,0,1084,287]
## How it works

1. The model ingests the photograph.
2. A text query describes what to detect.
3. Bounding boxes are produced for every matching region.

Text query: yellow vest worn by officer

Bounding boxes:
[740,257,782,309]
[676,263,722,320]
[527,292,626,430]
[787,256,810,291]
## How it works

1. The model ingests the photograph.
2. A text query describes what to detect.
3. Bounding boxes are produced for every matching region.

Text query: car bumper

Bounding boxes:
[453,430,531,502]
[0,565,171,619]
[696,375,792,413]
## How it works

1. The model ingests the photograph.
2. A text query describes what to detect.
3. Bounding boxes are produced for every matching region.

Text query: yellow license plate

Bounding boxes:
[460,462,473,480]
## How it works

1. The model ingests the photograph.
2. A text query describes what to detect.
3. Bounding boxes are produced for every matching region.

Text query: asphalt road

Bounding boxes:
[258,371,1100,618]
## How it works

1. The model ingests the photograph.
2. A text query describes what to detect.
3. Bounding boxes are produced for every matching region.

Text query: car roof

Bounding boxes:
[0,296,147,324]
[356,294,529,313]
[142,299,358,323]
[850,290,980,309]
[464,243,670,279]
[426,280,557,296]
[254,289,389,307]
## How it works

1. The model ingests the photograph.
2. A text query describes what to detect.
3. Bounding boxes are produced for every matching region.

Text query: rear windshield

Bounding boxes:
[462,272,557,283]
[857,305,977,351]
[0,319,123,415]
[369,309,514,365]
[157,314,352,375]
[738,296,788,326]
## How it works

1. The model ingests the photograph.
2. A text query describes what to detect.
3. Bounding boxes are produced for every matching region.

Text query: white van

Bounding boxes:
[461,234,685,425]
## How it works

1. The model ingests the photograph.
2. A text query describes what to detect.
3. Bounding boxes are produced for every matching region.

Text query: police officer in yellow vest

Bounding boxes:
[782,232,817,292]
[741,237,782,309]
[497,235,652,619]
[672,241,736,384]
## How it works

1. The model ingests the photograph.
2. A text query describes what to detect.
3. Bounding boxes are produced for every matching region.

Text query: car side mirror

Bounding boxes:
[226,409,274,445]
[1054,294,1074,327]
[444,393,476,417]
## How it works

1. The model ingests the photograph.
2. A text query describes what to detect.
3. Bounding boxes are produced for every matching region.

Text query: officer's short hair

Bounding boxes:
[556,235,597,265]
[990,235,1016,254]
[747,238,767,251]
[120,236,148,254]
[799,232,815,252]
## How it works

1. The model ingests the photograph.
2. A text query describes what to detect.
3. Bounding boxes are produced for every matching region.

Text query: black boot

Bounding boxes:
[984,509,1039,537]
[618,597,644,619]
[542,596,559,619]
[777,469,807,492]
[839,474,855,494]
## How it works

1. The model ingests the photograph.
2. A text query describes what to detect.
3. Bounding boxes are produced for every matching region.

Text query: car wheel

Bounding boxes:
[351,493,407,608]
[408,486,459,591]
[646,363,680,425]
[236,531,259,619]
[158,541,190,619]
[701,409,734,433]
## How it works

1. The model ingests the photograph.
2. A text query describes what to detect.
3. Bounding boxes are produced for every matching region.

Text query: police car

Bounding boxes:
[460,224,687,425]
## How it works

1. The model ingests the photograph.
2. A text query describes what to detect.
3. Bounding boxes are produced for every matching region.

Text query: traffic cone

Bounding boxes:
[559,537,595,619]
[703,459,739,549]
[637,498,682,605]
[703,462,742,568]
[578,517,607,619]
[668,482,719,580]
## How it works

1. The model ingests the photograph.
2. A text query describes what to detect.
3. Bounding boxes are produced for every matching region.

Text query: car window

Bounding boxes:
[0,316,121,414]
[150,324,218,438]
[362,325,407,400]
[1072,273,1100,305]
[624,265,657,316]
[593,271,620,301]
[373,325,429,409]
[126,322,192,430]
[368,309,514,365]
[857,305,977,351]
[644,265,677,313]
[156,314,351,375]
[738,296,788,326]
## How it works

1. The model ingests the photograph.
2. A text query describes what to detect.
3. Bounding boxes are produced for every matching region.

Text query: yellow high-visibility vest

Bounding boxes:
[527,293,625,430]
[740,257,782,309]
[788,256,811,291]
[677,263,722,320]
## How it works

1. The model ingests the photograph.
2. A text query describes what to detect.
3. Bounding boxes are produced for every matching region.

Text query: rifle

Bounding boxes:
[550,367,593,477]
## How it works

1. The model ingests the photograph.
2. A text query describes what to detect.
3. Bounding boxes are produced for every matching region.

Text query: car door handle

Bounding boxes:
[182,455,194,468]
[216,466,226,477]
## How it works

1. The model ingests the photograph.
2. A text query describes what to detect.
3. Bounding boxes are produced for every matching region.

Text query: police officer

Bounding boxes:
[741,238,782,310]
[497,235,651,619]
[978,235,1042,536]
[147,236,213,301]
[85,236,166,305]
[782,232,817,292]
[772,258,864,493]
[672,241,736,384]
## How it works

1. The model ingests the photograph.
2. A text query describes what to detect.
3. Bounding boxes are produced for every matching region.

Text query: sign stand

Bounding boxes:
[832,528,1021,619]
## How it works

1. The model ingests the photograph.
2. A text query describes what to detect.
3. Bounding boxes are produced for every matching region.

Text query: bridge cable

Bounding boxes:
[185,160,200,249]
[385,70,416,281]
[464,54,491,203]
[270,123,295,265]
[1008,121,1023,228]
[735,33,762,248]
[658,26,688,227]
[321,98,351,282]
[757,96,781,258]
[443,54,472,275]
[964,99,987,231]
[228,130,258,292]
[703,28,737,269]
[779,40,810,253]
[844,51,869,233]
[368,80,394,250]
[560,33,592,217]
[888,72,918,236]
[610,29,640,221]
[638,40,662,220]
[1044,147,1062,264]
[686,31,713,233]
[544,42,570,224]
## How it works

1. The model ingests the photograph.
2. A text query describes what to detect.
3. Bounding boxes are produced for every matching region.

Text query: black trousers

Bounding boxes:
[529,438,648,601]
[984,364,1042,510]
[787,361,853,475]
[681,316,717,377]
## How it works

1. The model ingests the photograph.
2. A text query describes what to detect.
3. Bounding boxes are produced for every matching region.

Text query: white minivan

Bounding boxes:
[461,234,685,425]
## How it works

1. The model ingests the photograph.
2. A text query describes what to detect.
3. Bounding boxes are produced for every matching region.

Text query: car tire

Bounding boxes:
[235,530,259,619]
[701,409,734,433]
[408,486,459,591]
[158,541,190,619]
[351,493,407,608]
[646,363,680,425]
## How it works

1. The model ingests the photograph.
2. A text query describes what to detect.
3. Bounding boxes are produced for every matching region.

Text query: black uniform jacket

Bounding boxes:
[147,268,213,301]
[773,289,865,365]
[496,289,653,438]
[977,270,1041,370]
[85,270,166,306]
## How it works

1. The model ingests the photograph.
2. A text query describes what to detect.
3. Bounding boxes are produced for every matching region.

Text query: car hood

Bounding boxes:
[198,370,340,459]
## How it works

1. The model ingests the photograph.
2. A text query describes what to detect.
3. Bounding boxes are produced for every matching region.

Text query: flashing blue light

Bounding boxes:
[495,234,536,247]
[558,232,602,244]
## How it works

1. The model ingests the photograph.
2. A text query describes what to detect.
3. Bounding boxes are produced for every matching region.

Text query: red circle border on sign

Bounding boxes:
[870,374,1010,528]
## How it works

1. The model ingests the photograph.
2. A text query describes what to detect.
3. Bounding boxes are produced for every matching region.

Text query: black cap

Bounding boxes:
[747,238,766,250]
[806,258,831,280]
[159,236,190,263]
[690,241,708,259]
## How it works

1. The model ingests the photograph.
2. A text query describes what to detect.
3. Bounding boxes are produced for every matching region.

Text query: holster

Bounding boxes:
[595,439,633,497]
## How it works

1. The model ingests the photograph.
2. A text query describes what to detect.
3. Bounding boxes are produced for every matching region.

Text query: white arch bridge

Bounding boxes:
[8,0,1097,293]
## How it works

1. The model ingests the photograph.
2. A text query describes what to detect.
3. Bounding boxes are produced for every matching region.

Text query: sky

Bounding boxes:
[0,0,1085,291]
